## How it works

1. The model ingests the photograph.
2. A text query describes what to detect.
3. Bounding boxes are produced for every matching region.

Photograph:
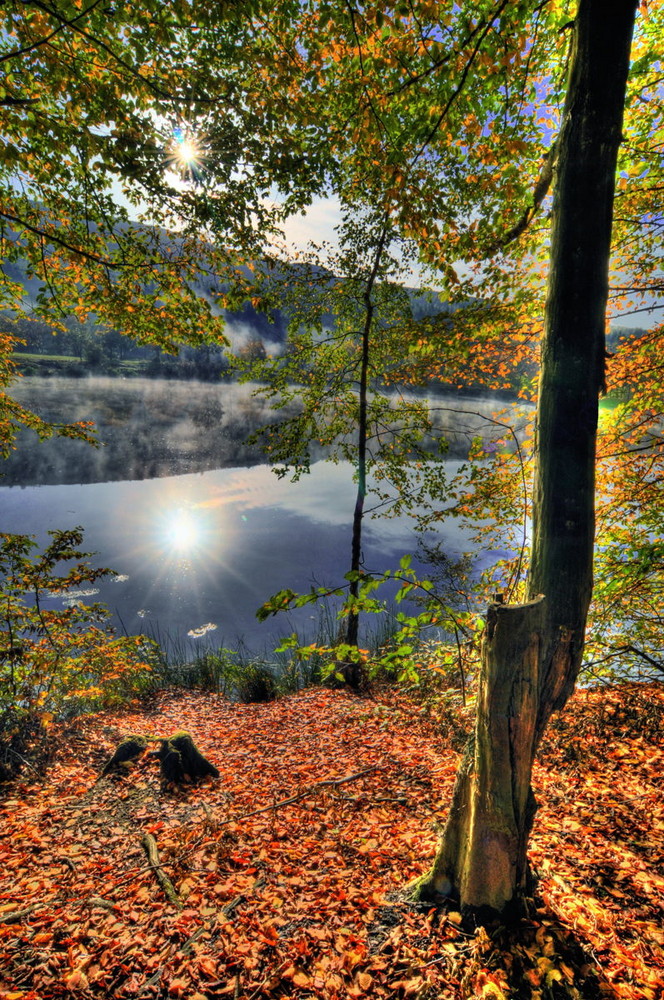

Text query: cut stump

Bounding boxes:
[158,731,220,786]
[100,734,149,776]
[100,731,219,787]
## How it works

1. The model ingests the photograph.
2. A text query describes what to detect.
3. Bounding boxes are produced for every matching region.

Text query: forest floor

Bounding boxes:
[0,683,662,1000]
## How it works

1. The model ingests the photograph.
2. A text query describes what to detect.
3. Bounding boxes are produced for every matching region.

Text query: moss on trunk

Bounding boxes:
[158,731,219,786]
[100,731,218,787]
[101,734,149,776]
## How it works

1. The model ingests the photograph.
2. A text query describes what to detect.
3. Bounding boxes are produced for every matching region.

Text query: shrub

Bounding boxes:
[235,662,277,703]
[0,529,155,775]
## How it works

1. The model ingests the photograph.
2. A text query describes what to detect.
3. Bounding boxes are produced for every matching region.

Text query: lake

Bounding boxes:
[1,378,524,654]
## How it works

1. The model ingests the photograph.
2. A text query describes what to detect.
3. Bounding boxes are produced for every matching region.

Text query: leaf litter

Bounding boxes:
[0,683,661,1000]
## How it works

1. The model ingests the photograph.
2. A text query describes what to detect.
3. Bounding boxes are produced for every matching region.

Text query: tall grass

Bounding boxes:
[145,602,412,702]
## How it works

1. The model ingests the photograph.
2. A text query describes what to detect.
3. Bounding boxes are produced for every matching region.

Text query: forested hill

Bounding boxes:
[2,255,648,387]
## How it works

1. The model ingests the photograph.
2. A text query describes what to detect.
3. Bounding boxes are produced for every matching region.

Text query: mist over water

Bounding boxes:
[5,377,527,486]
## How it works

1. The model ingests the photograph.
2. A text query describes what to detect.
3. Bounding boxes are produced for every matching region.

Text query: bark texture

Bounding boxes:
[413,598,544,918]
[529,0,638,710]
[100,734,148,777]
[100,731,219,785]
[414,0,638,920]
[343,222,389,688]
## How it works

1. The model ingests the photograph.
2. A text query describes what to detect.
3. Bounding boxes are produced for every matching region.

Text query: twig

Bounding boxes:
[136,968,162,997]
[226,766,380,824]
[0,906,38,923]
[111,768,381,891]
[85,896,117,911]
[179,924,208,955]
[219,875,267,924]
[222,894,247,920]
[141,834,182,910]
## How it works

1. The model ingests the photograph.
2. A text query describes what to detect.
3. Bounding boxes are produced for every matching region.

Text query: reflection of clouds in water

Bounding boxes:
[52,587,100,598]
[58,588,100,608]
[187,622,218,639]
[193,461,469,552]
[197,463,357,527]
[0,448,481,652]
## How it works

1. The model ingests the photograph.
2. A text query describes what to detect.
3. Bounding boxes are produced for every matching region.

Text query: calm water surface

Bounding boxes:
[1,462,473,652]
[1,378,518,652]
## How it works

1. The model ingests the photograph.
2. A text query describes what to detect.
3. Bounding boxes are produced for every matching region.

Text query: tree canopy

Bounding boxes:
[0,0,662,930]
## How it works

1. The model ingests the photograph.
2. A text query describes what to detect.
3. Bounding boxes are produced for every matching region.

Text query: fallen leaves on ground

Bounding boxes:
[0,682,661,1000]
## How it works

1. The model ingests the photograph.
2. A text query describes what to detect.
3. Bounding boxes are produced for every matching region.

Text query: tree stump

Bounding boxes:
[100,734,149,776]
[411,597,545,922]
[158,731,219,786]
[100,731,219,787]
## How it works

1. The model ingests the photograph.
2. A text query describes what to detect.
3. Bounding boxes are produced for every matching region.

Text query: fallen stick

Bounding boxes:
[228,766,380,824]
[113,767,381,889]
[141,834,182,910]
[219,874,267,924]
[179,924,208,956]
[0,906,37,924]
[86,897,117,911]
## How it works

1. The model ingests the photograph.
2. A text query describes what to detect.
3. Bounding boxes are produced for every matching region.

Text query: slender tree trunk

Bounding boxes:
[344,308,370,652]
[343,223,389,688]
[413,0,638,920]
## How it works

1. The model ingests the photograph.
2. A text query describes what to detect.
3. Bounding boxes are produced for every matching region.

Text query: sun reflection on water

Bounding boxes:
[160,507,212,555]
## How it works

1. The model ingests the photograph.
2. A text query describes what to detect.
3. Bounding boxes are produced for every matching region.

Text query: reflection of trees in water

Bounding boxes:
[2,377,526,486]
[3,377,291,486]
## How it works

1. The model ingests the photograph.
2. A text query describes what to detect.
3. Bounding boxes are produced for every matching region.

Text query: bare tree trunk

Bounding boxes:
[343,223,389,688]
[413,0,638,920]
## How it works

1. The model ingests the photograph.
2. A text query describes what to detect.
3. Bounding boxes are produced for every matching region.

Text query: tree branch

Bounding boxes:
[486,138,558,254]
[0,0,106,65]
[141,833,182,909]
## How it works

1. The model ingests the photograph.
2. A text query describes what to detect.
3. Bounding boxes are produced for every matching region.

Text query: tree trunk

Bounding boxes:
[412,598,544,919]
[413,0,638,920]
[343,222,389,688]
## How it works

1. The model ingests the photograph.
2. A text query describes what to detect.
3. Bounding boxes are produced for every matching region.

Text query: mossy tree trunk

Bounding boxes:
[414,0,638,921]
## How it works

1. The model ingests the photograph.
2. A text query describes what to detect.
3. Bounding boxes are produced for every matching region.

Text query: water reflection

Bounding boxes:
[1,377,527,650]
[0,461,467,651]
[4,376,522,486]
[160,507,210,555]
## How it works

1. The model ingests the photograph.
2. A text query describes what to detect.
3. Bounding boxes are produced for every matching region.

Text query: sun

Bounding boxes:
[166,126,206,180]
[175,138,199,166]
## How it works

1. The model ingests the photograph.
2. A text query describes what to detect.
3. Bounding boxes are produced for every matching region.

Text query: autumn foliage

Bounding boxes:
[0,529,154,780]
[0,684,661,1000]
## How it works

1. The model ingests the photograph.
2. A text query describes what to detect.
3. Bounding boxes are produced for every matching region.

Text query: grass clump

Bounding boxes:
[234,662,277,703]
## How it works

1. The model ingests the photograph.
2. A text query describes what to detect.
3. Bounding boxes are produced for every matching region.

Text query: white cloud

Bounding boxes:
[280,196,342,252]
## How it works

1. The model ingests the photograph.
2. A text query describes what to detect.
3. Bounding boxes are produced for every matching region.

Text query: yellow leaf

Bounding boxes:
[64,971,89,991]
[481,983,506,1000]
